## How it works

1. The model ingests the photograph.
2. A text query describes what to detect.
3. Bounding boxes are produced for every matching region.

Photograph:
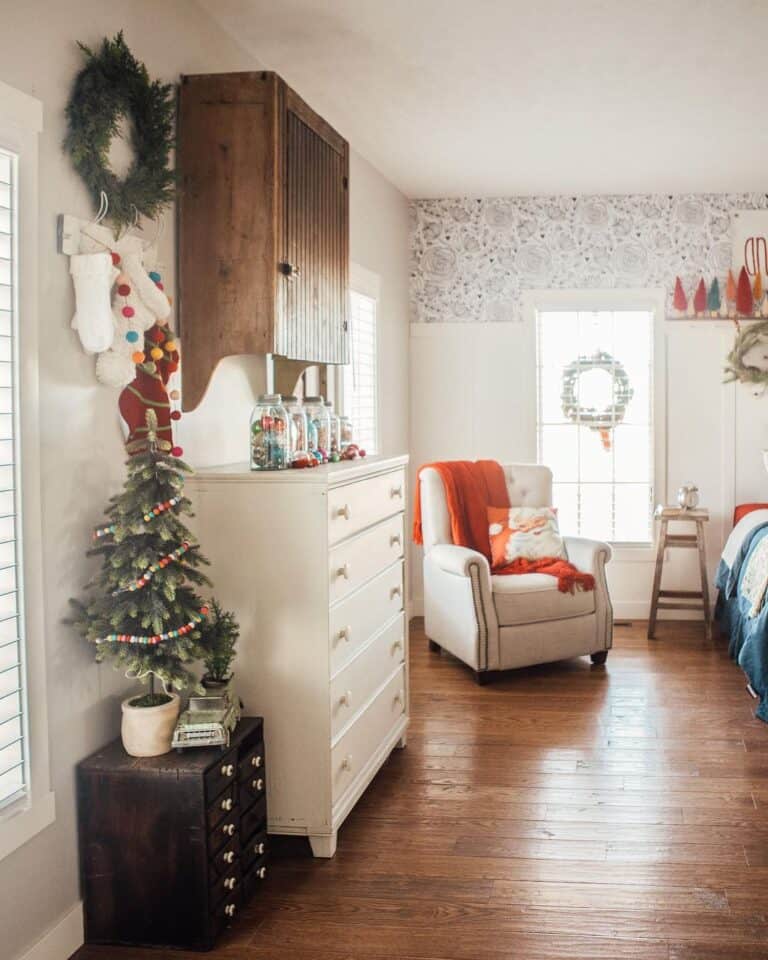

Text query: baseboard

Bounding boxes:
[613,600,715,620]
[17,901,83,960]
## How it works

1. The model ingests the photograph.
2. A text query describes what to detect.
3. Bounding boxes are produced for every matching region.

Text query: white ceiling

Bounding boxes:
[202,0,768,199]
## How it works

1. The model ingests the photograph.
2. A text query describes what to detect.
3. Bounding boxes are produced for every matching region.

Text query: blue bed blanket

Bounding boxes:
[716,517,768,721]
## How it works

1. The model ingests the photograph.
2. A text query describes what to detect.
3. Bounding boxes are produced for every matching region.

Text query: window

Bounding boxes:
[536,298,660,545]
[0,145,24,809]
[0,81,53,861]
[342,266,379,455]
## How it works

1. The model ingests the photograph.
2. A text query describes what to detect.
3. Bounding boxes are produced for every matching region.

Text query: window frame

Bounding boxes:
[0,80,54,862]
[524,287,667,559]
[337,262,381,456]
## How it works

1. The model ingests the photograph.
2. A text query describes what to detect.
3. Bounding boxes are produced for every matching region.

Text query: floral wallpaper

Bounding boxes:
[410,193,768,323]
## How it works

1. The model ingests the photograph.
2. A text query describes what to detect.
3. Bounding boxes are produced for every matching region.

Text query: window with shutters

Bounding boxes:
[342,265,379,455]
[0,82,52,862]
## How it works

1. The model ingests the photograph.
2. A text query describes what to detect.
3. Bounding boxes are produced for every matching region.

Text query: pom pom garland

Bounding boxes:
[117,283,131,297]
[94,606,210,646]
[149,270,161,282]
[112,540,192,594]
[125,331,139,344]
[92,495,182,539]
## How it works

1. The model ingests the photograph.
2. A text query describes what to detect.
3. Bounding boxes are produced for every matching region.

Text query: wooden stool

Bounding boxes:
[648,506,711,640]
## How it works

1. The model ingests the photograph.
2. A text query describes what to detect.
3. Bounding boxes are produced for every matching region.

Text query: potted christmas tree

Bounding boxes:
[69,411,212,757]
[199,599,239,695]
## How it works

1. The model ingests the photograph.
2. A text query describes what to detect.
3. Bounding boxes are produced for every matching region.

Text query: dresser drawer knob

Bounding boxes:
[390,534,401,547]
[254,841,265,856]
[223,822,236,837]
[252,777,264,791]
[257,866,267,880]
[225,903,237,918]
[342,754,353,771]
[337,504,351,520]
[337,625,352,643]
[390,484,403,498]
[339,690,352,707]
[223,850,235,864]
[221,763,234,777]
[390,585,402,599]
[337,562,351,581]
[224,876,237,891]
[221,797,233,812]
[251,754,263,768]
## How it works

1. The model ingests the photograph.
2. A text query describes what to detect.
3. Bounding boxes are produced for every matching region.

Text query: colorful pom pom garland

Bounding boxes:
[92,495,182,539]
[112,540,192,594]
[94,605,210,646]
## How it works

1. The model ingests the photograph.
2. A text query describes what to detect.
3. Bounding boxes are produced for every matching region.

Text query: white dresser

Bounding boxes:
[187,455,409,857]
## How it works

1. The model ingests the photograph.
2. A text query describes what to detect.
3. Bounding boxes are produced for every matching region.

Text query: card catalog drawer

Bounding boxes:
[329,515,404,605]
[328,468,406,545]
[331,665,406,803]
[330,561,404,675]
[331,614,406,741]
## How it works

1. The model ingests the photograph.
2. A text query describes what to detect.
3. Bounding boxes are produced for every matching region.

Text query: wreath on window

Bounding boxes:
[561,351,634,451]
[63,32,175,229]
[724,320,768,388]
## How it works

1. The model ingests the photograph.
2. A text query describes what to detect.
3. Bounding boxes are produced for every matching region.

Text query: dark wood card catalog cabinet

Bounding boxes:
[77,717,268,951]
[178,71,350,410]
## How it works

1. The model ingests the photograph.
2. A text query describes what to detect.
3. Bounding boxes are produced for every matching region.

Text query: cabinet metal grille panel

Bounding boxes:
[278,109,349,363]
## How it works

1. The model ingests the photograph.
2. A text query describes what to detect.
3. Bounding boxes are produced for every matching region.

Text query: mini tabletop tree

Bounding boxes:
[70,411,211,705]
[200,598,240,689]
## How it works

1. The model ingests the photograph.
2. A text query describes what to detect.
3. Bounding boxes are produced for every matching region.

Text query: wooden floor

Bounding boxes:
[75,619,768,960]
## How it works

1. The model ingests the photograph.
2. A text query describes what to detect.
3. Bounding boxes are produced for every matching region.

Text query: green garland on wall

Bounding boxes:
[724,320,768,385]
[63,32,175,229]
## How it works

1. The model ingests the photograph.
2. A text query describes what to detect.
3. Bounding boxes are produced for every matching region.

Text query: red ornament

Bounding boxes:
[200,606,209,616]
[693,278,707,315]
[155,281,164,290]
[166,362,179,373]
[171,446,183,457]
[170,410,181,421]
[737,266,754,316]
[110,251,121,266]
[149,328,166,343]
[122,306,135,318]
[117,283,131,297]
[359,449,367,458]
[672,277,687,313]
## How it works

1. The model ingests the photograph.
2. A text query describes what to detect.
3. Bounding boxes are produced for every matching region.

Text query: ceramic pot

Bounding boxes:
[120,692,180,757]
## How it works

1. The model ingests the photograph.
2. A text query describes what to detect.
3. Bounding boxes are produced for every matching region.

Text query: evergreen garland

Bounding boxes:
[64,32,175,229]
[68,412,212,693]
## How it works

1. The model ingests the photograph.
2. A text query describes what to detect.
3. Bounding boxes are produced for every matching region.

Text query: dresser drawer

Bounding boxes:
[329,515,404,605]
[242,854,269,901]
[241,794,267,843]
[207,782,237,832]
[205,747,238,803]
[210,837,239,878]
[242,828,268,870]
[328,468,406,545]
[210,864,242,907]
[331,665,406,803]
[331,614,406,741]
[209,809,240,855]
[329,561,404,674]
[241,768,266,811]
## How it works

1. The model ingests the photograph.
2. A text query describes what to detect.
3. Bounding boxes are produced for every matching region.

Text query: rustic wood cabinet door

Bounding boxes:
[277,90,349,365]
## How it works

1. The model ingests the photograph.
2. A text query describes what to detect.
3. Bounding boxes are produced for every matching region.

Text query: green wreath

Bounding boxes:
[64,32,175,229]
[724,321,768,385]
[561,351,633,450]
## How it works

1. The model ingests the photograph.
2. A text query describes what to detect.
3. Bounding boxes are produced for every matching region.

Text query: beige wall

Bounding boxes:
[0,4,409,957]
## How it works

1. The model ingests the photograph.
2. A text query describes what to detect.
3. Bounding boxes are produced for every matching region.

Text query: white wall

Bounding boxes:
[0,5,409,958]
[409,319,767,619]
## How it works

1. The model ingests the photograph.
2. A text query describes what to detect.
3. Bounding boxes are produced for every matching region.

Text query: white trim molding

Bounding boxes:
[16,902,83,960]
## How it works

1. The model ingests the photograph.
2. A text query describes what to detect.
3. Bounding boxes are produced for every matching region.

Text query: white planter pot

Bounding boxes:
[121,692,180,757]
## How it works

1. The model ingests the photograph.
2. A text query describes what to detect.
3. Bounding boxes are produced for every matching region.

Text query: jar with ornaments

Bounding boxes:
[303,396,331,463]
[250,394,290,471]
[339,415,354,451]
[324,400,341,461]
[283,395,309,464]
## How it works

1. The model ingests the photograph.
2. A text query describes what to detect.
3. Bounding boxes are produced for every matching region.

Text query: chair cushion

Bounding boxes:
[492,573,595,626]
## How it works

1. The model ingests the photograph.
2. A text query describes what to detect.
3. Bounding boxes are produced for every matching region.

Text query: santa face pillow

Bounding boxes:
[487,506,567,570]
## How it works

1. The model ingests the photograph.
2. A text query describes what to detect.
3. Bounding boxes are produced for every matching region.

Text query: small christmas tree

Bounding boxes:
[69,411,211,703]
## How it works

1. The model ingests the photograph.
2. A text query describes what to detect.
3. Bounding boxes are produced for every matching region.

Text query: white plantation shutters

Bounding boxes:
[343,288,378,455]
[0,147,25,809]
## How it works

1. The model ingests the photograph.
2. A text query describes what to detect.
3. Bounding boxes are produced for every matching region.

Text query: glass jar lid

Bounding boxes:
[258,393,283,403]
[304,395,324,404]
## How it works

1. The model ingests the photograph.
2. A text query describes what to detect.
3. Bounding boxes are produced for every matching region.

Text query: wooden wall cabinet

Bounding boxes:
[178,71,350,411]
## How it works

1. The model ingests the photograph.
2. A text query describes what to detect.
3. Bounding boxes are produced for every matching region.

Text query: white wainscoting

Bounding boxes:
[410,320,767,621]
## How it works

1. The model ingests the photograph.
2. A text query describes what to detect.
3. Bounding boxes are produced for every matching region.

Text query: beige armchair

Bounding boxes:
[419,463,613,684]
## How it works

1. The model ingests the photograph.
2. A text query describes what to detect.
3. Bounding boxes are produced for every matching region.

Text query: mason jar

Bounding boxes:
[249,394,290,471]
[283,395,309,463]
[304,395,331,461]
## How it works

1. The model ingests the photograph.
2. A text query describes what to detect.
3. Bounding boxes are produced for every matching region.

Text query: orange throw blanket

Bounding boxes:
[413,460,594,594]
